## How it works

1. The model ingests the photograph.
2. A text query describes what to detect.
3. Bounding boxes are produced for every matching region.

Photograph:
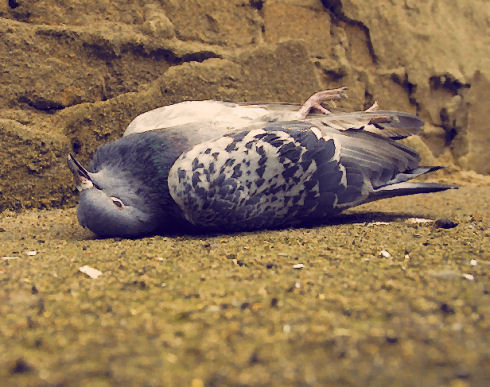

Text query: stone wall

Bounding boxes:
[0,0,488,211]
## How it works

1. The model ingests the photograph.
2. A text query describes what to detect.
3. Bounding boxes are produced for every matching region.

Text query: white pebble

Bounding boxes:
[470,259,477,266]
[380,250,392,258]
[283,324,291,334]
[207,305,220,313]
[462,273,475,281]
[25,250,37,256]
[293,263,304,269]
[79,265,103,279]
[451,322,463,331]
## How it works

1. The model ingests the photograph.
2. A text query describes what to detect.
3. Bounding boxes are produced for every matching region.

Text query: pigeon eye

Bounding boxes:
[110,197,124,209]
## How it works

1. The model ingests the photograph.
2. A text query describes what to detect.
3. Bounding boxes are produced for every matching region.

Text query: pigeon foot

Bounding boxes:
[297,87,348,118]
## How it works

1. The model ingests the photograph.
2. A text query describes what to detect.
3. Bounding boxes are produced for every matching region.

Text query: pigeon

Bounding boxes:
[68,88,456,237]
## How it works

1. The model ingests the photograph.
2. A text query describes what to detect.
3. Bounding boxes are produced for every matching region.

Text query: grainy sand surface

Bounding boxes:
[1,186,488,386]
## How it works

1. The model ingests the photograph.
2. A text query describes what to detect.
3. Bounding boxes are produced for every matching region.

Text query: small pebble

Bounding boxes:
[79,265,103,279]
[434,218,458,229]
[10,358,33,374]
[380,250,392,258]
[462,273,475,281]
[470,259,477,266]
[293,263,304,269]
[451,322,463,331]
[25,251,37,256]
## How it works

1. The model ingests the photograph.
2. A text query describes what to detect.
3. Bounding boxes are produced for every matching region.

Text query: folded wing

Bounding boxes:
[168,119,454,231]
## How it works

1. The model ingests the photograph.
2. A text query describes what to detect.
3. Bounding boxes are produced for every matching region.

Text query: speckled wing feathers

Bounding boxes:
[168,123,347,230]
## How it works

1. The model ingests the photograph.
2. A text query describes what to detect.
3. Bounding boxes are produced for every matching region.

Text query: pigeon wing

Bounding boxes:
[167,122,349,231]
[312,110,424,139]
[124,100,283,136]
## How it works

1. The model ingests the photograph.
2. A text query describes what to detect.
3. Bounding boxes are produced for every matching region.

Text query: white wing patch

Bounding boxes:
[124,101,275,136]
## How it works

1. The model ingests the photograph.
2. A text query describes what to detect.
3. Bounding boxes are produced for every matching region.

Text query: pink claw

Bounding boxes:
[297,87,348,118]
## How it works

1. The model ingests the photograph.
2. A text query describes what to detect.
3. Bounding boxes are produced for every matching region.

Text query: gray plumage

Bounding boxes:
[68,99,456,237]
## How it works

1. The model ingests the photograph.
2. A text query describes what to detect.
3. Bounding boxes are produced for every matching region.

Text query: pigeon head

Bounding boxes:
[67,131,190,237]
[67,154,159,237]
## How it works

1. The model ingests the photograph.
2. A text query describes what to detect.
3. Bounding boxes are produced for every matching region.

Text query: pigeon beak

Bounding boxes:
[67,154,94,191]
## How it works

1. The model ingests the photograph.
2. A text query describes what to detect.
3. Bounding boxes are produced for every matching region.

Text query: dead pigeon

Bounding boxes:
[68,89,456,237]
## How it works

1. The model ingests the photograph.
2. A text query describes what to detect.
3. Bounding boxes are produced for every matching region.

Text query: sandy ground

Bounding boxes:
[0,186,488,386]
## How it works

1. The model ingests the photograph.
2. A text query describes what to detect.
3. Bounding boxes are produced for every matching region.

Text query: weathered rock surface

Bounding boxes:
[1,0,488,211]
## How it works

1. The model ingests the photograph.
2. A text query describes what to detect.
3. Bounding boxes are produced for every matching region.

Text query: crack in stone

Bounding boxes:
[429,74,471,96]
[321,0,377,63]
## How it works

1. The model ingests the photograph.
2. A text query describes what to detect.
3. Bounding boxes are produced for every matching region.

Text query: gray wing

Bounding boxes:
[311,110,424,139]
[125,97,423,141]
[235,103,424,139]
[167,122,348,231]
[167,118,447,231]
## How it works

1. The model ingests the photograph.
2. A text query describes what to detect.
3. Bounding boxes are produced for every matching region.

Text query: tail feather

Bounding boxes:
[368,181,457,202]
[384,166,443,186]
